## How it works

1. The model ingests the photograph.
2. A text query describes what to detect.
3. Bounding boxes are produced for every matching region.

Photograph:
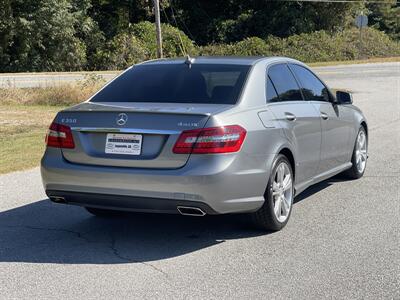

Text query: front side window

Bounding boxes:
[267,64,303,101]
[90,64,250,105]
[290,64,331,102]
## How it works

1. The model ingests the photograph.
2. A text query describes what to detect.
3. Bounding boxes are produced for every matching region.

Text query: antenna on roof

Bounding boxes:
[185,55,195,69]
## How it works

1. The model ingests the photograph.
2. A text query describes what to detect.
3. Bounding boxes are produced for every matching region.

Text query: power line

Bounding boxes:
[270,0,396,3]
[168,2,188,55]
[160,4,172,26]
[160,2,186,55]
[170,0,196,42]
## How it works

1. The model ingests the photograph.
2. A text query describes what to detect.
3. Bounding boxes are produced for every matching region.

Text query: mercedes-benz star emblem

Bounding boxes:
[116,113,128,126]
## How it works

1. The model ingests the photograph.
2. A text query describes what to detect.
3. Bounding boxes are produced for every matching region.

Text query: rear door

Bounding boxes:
[289,64,351,174]
[266,63,322,185]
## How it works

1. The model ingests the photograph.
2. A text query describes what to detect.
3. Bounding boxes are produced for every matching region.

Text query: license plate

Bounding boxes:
[105,133,142,155]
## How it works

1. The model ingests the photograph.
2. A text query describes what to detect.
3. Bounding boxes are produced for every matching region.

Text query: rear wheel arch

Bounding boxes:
[278,148,295,181]
[251,153,295,231]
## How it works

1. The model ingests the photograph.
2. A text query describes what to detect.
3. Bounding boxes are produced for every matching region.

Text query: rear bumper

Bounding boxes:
[46,190,218,214]
[41,148,273,214]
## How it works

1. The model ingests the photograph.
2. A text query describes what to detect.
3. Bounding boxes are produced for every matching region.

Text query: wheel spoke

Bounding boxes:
[281,197,289,215]
[357,134,362,146]
[360,149,367,159]
[359,133,365,148]
[282,174,292,191]
[277,164,284,184]
[274,198,282,218]
[272,181,280,197]
[272,191,280,197]
[356,154,361,165]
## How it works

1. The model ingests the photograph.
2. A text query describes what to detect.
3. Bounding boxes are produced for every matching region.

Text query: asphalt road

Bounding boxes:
[0,62,399,299]
[0,61,397,89]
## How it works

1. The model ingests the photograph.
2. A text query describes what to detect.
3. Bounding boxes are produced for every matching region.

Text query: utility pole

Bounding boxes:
[355,12,368,60]
[153,0,163,58]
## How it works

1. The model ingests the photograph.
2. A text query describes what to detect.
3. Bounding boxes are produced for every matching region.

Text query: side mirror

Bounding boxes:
[336,91,353,104]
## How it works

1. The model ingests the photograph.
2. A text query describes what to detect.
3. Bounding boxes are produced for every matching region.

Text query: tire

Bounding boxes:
[250,154,294,231]
[85,206,122,217]
[343,126,368,179]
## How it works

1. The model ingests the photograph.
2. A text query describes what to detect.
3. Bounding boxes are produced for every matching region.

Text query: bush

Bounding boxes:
[93,33,148,70]
[231,37,271,56]
[199,37,269,56]
[199,28,400,62]
[80,24,400,71]
[339,28,400,59]
[282,28,400,62]
[131,21,198,58]
[199,44,235,56]
[93,22,199,70]
[272,31,348,62]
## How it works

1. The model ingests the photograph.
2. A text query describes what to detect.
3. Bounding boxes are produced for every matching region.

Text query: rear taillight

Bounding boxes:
[173,125,246,154]
[45,122,75,149]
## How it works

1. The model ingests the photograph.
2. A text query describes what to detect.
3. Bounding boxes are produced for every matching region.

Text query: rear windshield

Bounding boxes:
[90,63,250,104]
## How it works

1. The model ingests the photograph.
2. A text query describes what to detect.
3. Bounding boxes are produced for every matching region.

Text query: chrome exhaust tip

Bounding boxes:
[177,206,206,217]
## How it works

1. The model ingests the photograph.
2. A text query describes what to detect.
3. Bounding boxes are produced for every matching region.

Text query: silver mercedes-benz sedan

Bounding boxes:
[41,56,368,231]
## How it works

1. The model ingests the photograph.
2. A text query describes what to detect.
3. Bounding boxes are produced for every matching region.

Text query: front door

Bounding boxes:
[289,63,351,175]
[310,102,352,173]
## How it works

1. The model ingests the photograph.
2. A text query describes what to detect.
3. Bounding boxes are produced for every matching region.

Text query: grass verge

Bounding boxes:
[0,105,64,174]
[0,75,105,174]
[0,74,106,106]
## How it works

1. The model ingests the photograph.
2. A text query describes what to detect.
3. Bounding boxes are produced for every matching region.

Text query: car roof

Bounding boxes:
[138,56,299,66]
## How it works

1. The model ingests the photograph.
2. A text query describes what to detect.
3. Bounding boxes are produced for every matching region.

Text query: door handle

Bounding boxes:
[320,112,329,120]
[285,112,296,121]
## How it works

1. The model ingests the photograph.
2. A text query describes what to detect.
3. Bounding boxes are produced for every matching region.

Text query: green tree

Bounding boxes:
[1,0,398,72]
[168,0,363,44]
[70,0,106,70]
[0,0,13,68]
[89,0,153,39]
[1,0,91,72]
[367,1,399,40]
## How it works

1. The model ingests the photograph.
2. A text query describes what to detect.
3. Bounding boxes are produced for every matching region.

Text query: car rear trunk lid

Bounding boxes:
[56,102,231,169]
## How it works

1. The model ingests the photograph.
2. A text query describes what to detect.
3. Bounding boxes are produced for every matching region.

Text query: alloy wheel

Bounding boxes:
[272,162,293,223]
[355,130,367,173]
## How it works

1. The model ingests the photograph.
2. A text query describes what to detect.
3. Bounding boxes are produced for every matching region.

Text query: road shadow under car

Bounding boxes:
[294,174,349,204]
[0,175,343,265]
[0,198,265,264]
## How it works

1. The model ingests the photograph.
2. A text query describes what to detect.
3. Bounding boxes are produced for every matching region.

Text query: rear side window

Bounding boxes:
[90,64,250,105]
[290,64,331,102]
[266,76,279,102]
[267,64,303,101]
